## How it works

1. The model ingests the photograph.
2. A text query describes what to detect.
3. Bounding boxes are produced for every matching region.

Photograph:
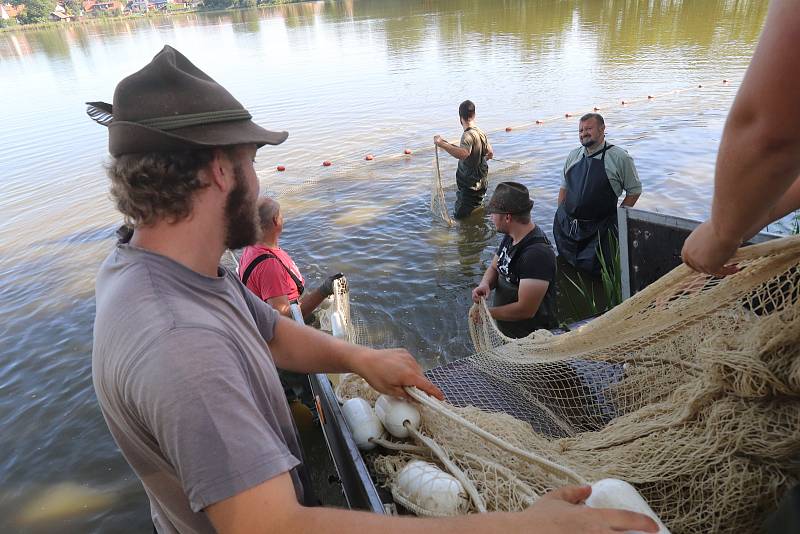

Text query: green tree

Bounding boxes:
[64,0,82,16]
[202,0,230,10]
[17,0,54,23]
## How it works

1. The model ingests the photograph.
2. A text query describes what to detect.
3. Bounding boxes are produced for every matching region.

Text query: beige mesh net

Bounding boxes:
[431,146,455,227]
[337,236,800,533]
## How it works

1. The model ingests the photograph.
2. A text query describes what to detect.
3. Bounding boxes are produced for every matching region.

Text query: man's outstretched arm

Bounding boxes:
[206,472,658,534]
[434,135,470,160]
[488,278,549,322]
[268,317,444,401]
[682,0,800,274]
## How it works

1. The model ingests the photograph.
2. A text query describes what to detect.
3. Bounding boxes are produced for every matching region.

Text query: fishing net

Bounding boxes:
[317,276,370,345]
[431,146,455,227]
[337,235,800,533]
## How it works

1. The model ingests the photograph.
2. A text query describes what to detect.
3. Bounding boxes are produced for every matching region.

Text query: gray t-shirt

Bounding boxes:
[92,244,304,533]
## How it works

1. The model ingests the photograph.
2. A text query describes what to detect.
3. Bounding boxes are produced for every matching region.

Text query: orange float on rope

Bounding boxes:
[593,106,601,111]
[621,100,627,105]
[647,95,654,99]
[505,127,512,132]
[322,160,332,167]
[723,79,729,84]
[276,165,285,172]
[565,113,572,118]
[365,154,374,161]
[404,149,412,155]
[535,119,544,124]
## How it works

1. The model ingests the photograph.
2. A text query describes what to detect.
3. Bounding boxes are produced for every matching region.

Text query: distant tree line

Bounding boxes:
[201,0,292,10]
[0,0,297,28]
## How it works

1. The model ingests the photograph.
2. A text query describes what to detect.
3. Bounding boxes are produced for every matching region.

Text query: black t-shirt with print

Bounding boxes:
[494,225,558,337]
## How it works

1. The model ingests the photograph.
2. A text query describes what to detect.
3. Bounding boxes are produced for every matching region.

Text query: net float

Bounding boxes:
[365,154,374,161]
[393,461,469,517]
[586,479,671,534]
[375,395,420,438]
[322,160,332,167]
[276,165,285,171]
[341,398,383,451]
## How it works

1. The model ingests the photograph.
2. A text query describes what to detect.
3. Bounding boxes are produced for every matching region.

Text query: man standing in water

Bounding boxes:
[553,113,641,275]
[434,100,494,219]
[90,46,657,534]
[472,182,558,338]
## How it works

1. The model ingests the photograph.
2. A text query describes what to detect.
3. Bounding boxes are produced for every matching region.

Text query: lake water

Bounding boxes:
[0,0,778,531]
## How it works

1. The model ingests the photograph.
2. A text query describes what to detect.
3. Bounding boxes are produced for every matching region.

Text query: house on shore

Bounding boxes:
[50,2,74,21]
[82,0,121,13]
[1,3,24,20]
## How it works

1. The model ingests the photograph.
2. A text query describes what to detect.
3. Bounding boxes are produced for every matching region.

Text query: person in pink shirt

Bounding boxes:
[240,197,342,319]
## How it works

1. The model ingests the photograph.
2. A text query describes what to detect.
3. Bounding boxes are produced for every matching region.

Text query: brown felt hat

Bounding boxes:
[486,182,534,214]
[86,45,288,156]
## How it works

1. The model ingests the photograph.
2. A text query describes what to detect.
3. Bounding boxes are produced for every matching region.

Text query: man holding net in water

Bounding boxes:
[434,100,494,219]
[89,46,657,534]
[472,182,559,338]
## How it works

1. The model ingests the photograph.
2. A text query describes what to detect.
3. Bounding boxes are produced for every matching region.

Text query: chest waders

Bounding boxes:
[453,127,489,219]
[553,143,618,275]
[493,230,558,338]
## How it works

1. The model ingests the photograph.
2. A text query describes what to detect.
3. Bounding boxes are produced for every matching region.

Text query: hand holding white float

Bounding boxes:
[375,395,421,438]
[393,460,469,517]
[341,398,383,450]
[585,479,671,534]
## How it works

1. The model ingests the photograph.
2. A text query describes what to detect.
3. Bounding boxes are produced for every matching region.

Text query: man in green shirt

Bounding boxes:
[435,100,494,219]
[553,113,641,275]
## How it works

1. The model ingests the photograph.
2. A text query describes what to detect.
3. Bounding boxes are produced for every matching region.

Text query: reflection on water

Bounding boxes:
[0,0,778,532]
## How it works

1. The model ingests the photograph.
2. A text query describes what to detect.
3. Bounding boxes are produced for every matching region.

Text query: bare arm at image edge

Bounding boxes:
[743,174,800,240]
[205,472,659,534]
[682,0,800,274]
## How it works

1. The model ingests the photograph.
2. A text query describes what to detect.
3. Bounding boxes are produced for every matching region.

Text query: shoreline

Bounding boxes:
[0,0,304,34]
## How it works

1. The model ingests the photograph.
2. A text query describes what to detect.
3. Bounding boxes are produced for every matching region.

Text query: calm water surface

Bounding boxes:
[0,0,779,531]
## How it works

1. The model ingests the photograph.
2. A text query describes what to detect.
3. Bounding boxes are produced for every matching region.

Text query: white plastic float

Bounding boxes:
[374,395,421,438]
[330,311,346,339]
[586,478,671,534]
[393,460,470,517]
[341,398,383,451]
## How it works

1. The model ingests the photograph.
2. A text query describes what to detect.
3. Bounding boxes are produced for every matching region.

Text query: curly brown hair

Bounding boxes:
[106,149,219,226]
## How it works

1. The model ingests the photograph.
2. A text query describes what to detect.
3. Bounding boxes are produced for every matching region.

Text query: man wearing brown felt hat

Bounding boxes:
[89,46,657,534]
[472,182,558,339]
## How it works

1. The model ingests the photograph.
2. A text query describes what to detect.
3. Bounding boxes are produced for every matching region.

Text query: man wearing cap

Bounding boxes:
[434,99,494,219]
[90,47,658,534]
[240,197,343,320]
[472,182,558,338]
[553,113,641,275]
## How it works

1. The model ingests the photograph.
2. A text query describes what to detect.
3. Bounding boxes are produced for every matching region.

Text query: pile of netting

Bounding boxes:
[336,235,800,533]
